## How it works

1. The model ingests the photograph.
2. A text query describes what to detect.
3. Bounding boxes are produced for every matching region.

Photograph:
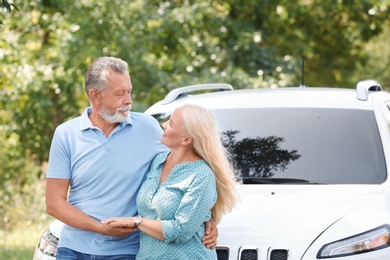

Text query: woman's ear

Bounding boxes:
[182,135,193,146]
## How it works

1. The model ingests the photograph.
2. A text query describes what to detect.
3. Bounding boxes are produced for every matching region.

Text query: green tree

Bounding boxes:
[0,0,18,16]
[353,25,390,90]
[219,0,390,87]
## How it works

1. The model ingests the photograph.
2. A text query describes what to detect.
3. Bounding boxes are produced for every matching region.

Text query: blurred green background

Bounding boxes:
[1,0,390,258]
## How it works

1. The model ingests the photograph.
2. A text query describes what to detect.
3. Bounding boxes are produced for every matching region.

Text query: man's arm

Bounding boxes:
[46,178,135,237]
[203,217,218,249]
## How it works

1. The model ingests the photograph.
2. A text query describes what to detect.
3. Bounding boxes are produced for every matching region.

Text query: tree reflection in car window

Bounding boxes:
[222,130,301,179]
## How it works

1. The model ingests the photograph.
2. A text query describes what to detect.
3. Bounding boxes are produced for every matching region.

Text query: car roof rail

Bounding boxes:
[161,83,233,104]
[356,79,382,101]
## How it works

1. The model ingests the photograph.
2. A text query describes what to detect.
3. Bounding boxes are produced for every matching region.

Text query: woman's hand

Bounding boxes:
[102,217,134,228]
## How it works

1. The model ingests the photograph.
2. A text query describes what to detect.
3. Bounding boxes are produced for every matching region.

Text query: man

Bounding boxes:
[46,56,217,259]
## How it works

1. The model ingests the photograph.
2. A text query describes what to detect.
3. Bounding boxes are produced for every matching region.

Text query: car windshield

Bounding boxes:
[153,108,386,184]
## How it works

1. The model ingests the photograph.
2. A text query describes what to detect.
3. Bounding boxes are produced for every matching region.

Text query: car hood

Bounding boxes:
[217,184,384,255]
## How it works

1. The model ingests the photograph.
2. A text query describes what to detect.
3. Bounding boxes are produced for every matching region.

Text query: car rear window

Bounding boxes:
[152,108,387,184]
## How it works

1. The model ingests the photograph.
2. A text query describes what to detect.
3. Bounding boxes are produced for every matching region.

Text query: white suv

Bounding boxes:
[35,80,390,260]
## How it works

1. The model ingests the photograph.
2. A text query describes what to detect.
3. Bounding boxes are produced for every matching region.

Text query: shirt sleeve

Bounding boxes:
[161,164,217,243]
[46,126,72,179]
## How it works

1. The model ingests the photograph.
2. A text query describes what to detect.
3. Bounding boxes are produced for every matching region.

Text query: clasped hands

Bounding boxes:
[100,216,218,249]
[100,217,136,237]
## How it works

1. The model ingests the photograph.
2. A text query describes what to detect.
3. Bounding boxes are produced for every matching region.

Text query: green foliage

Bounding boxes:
[0,128,46,231]
[1,0,89,163]
[0,0,18,13]
[0,0,18,26]
[1,221,51,259]
[353,25,390,90]
[220,0,390,87]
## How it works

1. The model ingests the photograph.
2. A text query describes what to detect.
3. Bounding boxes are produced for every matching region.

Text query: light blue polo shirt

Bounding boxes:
[46,107,167,255]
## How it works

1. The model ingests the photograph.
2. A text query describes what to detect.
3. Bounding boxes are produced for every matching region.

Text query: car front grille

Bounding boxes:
[240,248,258,260]
[216,246,289,260]
[269,249,289,260]
[216,247,229,260]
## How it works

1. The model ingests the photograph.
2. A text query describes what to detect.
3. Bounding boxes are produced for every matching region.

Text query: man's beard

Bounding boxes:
[99,105,132,124]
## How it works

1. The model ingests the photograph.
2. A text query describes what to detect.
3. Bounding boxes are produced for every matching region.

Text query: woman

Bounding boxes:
[103,104,239,259]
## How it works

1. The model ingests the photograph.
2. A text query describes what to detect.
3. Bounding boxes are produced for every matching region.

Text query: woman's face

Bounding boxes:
[161,109,186,149]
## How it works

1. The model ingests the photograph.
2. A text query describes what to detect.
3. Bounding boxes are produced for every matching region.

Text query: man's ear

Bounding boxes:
[89,89,99,104]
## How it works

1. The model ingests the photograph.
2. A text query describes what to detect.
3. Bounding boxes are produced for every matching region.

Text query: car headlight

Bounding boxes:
[36,228,58,257]
[317,224,390,258]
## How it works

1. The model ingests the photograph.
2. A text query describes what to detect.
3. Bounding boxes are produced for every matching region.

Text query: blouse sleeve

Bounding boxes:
[161,164,217,243]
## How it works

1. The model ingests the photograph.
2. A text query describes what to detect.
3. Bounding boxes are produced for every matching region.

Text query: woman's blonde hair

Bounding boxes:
[178,104,239,224]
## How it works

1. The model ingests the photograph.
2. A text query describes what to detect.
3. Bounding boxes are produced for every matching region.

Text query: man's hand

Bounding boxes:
[202,217,218,249]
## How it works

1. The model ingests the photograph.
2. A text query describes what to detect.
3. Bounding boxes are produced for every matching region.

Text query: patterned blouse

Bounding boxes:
[136,151,217,260]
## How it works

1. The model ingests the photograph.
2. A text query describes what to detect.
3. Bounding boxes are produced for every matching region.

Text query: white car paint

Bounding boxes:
[217,185,390,259]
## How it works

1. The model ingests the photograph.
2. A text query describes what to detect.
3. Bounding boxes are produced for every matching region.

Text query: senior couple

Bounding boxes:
[46,56,239,259]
